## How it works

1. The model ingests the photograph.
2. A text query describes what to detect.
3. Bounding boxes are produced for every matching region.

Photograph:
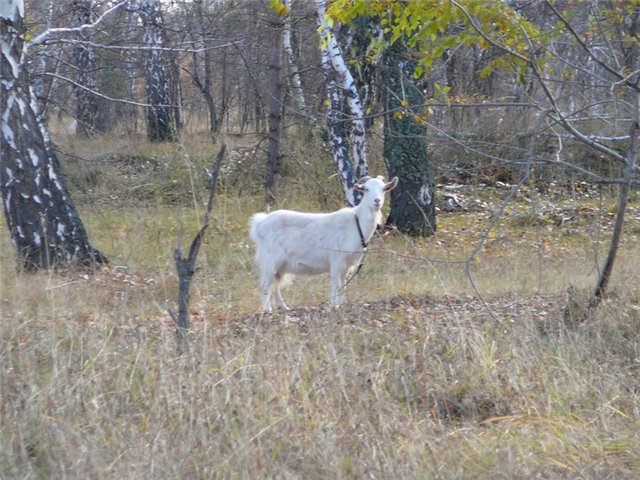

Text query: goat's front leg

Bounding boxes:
[329,263,347,308]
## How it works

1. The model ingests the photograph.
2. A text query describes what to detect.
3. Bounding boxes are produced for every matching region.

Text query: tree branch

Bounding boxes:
[27,2,127,49]
[42,72,175,108]
[451,0,633,169]
[543,0,640,91]
[54,38,239,54]
[171,144,226,348]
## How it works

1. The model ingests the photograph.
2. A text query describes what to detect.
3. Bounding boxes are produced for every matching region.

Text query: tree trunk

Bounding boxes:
[139,0,177,142]
[381,40,436,236]
[73,0,99,137]
[1,3,107,270]
[591,101,638,307]
[193,0,219,140]
[32,1,55,118]
[590,10,640,308]
[337,15,380,130]
[315,0,368,206]
[283,0,307,114]
[265,8,283,196]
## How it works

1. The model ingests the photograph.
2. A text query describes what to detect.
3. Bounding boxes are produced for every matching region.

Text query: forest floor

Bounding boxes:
[2,140,640,478]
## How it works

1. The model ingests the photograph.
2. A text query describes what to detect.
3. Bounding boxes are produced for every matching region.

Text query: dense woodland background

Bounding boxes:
[23,0,635,191]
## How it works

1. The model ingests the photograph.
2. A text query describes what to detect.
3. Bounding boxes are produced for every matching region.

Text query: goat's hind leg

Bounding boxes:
[273,271,290,311]
[260,270,275,314]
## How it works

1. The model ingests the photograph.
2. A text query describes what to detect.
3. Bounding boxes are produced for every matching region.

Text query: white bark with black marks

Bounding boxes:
[1,1,106,269]
[73,0,98,136]
[139,0,177,142]
[315,0,368,206]
[283,0,307,113]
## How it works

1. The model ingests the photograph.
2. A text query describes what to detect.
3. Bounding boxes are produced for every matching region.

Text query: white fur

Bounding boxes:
[249,176,398,313]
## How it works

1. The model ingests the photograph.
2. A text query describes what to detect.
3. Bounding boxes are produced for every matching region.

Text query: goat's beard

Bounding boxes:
[374,210,383,227]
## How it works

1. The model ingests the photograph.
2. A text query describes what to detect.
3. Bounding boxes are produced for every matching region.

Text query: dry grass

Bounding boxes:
[2,133,640,478]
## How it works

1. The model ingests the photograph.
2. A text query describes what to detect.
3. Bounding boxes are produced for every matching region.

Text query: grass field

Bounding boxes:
[2,137,640,478]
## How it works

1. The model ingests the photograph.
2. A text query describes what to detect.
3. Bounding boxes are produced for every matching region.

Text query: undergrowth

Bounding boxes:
[1,130,639,478]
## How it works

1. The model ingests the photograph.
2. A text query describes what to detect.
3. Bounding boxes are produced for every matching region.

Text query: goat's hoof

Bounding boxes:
[276,304,290,311]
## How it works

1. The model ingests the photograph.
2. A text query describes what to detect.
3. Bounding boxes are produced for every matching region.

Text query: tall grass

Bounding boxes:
[2,258,639,477]
[1,131,640,478]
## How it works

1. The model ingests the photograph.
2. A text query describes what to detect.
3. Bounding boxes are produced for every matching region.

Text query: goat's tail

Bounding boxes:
[249,212,268,243]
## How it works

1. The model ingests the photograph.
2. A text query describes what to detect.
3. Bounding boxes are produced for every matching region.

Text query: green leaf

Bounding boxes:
[478,65,494,78]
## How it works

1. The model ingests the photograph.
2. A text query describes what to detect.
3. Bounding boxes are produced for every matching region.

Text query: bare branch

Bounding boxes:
[450,0,531,64]
[452,0,633,169]
[55,38,239,55]
[27,2,127,49]
[534,156,639,185]
[532,65,630,166]
[584,135,630,143]
[42,71,175,108]
[543,0,639,90]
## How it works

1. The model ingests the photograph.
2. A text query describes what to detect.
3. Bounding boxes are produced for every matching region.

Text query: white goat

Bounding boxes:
[249,175,398,313]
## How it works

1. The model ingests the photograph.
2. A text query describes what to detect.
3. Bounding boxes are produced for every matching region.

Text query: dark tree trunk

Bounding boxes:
[381,40,436,236]
[73,0,99,137]
[139,0,177,142]
[1,5,107,270]
[590,9,640,309]
[265,9,283,195]
[193,0,220,139]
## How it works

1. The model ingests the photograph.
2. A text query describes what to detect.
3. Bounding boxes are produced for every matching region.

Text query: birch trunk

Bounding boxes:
[315,0,368,206]
[73,0,98,137]
[1,1,106,270]
[139,0,177,142]
[283,0,307,114]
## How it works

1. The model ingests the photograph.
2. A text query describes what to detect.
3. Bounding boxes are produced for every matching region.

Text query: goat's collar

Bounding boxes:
[355,214,368,249]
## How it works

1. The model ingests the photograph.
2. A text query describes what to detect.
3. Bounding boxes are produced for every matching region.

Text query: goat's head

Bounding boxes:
[354,175,398,210]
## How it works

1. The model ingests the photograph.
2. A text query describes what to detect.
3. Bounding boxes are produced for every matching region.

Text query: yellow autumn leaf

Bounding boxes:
[268,0,289,16]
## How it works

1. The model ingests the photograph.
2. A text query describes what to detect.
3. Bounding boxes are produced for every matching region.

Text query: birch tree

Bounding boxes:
[138,0,178,142]
[32,1,56,117]
[0,0,107,270]
[282,0,307,114]
[73,0,98,136]
[315,0,368,206]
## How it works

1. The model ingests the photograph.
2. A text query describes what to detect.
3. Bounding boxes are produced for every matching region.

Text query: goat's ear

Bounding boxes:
[385,176,399,191]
